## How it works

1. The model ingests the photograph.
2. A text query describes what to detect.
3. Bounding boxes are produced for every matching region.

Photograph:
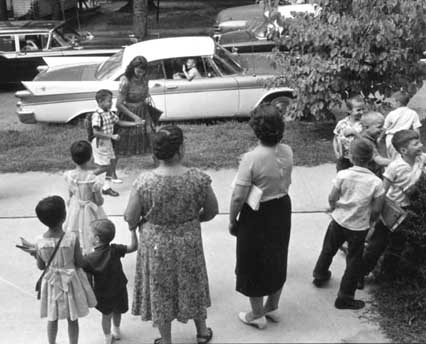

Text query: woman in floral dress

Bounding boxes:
[116,55,156,155]
[124,125,219,344]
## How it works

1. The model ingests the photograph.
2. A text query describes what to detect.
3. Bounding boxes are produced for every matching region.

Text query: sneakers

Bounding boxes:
[238,312,267,329]
[334,297,365,310]
[102,188,120,197]
[313,270,332,287]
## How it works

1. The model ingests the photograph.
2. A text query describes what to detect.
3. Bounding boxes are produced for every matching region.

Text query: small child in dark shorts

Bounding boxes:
[82,219,138,344]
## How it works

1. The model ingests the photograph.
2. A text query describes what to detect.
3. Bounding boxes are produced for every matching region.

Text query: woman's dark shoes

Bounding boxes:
[312,270,332,287]
[334,297,365,310]
[197,327,213,344]
[102,188,120,197]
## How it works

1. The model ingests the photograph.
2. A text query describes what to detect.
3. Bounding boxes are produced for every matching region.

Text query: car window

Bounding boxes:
[213,56,236,75]
[147,60,165,80]
[163,56,206,79]
[204,57,220,77]
[18,34,48,51]
[215,44,244,73]
[0,35,15,52]
[95,49,124,80]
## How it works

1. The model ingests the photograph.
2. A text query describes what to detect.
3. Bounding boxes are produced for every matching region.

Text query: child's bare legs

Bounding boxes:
[109,158,118,180]
[47,320,58,344]
[158,320,172,344]
[68,319,79,344]
[264,287,282,313]
[102,313,113,343]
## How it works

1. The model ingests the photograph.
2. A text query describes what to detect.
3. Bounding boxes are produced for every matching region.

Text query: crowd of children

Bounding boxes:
[16,89,426,342]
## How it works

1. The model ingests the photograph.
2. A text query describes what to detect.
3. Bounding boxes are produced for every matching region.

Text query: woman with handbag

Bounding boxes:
[124,125,218,344]
[229,104,293,329]
[115,55,161,156]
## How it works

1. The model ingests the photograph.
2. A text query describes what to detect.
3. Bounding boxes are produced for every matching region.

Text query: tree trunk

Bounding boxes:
[133,0,148,40]
[0,0,8,21]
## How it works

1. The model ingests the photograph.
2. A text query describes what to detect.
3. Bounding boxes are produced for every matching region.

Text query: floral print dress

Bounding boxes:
[126,168,212,327]
[116,75,153,155]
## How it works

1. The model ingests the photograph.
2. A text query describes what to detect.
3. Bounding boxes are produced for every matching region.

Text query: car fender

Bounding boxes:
[255,88,295,108]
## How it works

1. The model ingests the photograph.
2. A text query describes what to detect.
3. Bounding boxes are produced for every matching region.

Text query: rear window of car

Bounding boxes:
[0,35,15,52]
[95,49,123,80]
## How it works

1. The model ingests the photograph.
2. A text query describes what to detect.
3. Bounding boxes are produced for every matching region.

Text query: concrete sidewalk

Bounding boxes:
[0,165,389,343]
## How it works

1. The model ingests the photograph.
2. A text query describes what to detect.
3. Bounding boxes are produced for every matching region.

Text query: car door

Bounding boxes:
[0,34,19,84]
[162,56,239,120]
[146,60,166,119]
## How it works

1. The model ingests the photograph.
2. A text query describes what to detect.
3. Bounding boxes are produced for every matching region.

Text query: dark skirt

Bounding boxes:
[115,102,154,156]
[235,195,292,297]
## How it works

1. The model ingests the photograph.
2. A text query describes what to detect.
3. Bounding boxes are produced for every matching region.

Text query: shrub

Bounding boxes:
[269,0,426,120]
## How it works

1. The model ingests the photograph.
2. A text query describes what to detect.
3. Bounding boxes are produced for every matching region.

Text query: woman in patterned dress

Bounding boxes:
[116,56,156,156]
[124,125,219,344]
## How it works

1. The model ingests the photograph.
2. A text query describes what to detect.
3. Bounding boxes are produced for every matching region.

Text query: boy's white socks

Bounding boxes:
[103,179,111,191]
[112,326,121,340]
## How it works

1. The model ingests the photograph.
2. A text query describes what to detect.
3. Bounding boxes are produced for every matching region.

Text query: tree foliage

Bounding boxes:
[269,0,426,120]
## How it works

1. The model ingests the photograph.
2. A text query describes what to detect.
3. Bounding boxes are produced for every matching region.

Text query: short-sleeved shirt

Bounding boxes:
[384,107,422,135]
[83,244,128,298]
[187,67,201,80]
[383,154,426,207]
[361,133,383,177]
[333,116,363,158]
[332,166,384,231]
[235,144,293,202]
[92,108,119,136]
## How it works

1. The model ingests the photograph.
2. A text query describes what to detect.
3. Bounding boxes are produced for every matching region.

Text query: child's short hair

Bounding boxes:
[70,140,92,165]
[91,219,116,244]
[346,95,365,110]
[95,89,113,104]
[392,129,419,153]
[350,138,373,165]
[35,196,66,228]
[393,91,410,107]
[361,111,384,127]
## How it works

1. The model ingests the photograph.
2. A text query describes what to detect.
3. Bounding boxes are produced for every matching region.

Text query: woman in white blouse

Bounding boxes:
[229,104,293,329]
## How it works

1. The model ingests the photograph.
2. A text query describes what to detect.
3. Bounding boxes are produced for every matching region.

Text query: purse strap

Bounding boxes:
[39,233,65,278]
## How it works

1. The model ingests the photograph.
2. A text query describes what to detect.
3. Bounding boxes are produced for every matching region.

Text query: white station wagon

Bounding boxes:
[16,36,295,123]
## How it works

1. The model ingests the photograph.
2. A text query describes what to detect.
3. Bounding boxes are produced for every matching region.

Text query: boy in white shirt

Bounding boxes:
[313,139,384,310]
[383,91,422,160]
[361,129,426,282]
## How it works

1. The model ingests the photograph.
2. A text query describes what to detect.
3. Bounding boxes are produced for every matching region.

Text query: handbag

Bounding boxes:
[35,233,64,300]
[380,197,407,232]
[147,103,163,126]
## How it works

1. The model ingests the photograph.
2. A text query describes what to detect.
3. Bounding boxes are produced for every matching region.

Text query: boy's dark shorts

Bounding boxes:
[96,287,128,315]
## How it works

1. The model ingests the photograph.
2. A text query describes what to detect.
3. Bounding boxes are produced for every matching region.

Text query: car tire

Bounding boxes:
[270,96,292,117]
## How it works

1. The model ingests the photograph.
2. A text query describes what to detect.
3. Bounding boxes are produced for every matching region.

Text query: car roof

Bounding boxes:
[0,20,63,34]
[122,36,216,66]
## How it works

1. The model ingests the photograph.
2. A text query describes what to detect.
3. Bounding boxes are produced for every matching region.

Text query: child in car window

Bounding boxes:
[173,58,201,81]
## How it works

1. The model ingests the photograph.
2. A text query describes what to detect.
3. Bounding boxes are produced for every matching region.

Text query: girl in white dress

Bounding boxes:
[64,140,107,254]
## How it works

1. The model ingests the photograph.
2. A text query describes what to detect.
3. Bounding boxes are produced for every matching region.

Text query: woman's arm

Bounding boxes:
[199,185,219,222]
[229,184,251,226]
[124,188,144,231]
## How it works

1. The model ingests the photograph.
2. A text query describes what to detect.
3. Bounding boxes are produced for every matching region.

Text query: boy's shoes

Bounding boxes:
[112,178,123,184]
[334,297,365,310]
[112,327,121,340]
[313,270,332,287]
[356,277,365,290]
[102,188,120,197]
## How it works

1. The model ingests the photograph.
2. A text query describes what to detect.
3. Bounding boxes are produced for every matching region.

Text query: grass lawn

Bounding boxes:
[0,119,336,173]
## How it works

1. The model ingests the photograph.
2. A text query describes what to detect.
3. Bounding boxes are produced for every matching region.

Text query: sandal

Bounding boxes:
[197,327,213,344]
[154,338,162,344]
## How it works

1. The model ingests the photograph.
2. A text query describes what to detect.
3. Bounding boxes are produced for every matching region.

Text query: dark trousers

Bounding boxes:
[362,220,407,277]
[313,220,368,299]
[336,157,353,172]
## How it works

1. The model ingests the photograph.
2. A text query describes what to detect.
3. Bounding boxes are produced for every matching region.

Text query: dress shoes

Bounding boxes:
[238,312,267,329]
[102,188,120,197]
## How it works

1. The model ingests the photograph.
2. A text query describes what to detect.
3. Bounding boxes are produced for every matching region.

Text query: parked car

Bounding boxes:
[214,2,321,37]
[15,36,295,124]
[0,20,135,85]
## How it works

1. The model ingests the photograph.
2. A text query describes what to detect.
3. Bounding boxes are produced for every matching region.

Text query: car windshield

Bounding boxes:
[95,49,124,80]
[54,23,80,47]
[215,44,244,73]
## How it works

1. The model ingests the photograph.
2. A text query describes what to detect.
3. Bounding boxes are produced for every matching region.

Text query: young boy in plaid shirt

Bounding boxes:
[92,89,136,197]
